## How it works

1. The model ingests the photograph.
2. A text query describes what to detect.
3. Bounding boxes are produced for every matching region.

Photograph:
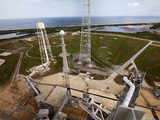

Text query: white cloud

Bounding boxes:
[128,2,140,7]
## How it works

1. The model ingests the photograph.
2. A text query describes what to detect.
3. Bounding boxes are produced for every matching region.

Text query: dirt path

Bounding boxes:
[0,39,19,46]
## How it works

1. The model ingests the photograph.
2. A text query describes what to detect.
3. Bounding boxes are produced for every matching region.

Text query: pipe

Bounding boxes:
[24,77,40,96]
[41,29,49,63]
[121,76,135,107]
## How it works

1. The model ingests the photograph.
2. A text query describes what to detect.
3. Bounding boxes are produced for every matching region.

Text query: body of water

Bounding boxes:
[94,25,152,33]
[0,33,28,40]
[0,16,160,30]
[0,16,160,39]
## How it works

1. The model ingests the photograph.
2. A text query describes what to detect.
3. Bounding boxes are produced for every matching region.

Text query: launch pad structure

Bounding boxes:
[1,27,159,120]
[31,28,154,120]
[22,2,159,120]
[27,22,55,78]
[79,0,92,66]
[36,22,54,65]
[1,1,160,120]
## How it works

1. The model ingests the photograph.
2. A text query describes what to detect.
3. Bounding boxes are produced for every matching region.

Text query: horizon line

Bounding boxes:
[0,16,160,20]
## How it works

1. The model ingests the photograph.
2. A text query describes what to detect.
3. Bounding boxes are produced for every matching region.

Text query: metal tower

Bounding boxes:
[79,0,91,65]
[59,30,71,99]
[36,22,53,64]
[53,30,72,120]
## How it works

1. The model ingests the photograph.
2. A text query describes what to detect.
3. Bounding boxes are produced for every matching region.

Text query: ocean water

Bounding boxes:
[0,16,160,30]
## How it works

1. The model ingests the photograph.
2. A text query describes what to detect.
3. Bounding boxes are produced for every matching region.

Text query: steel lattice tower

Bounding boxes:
[79,0,91,65]
[36,22,54,64]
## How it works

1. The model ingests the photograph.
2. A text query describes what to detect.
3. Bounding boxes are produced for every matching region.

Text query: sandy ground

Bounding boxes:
[0,52,12,56]
[0,72,159,119]
[136,89,160,120]
[0,80,36,120]
[36,72,118,109]
[36,73,88,105]
[36,72,160,119]
[0,72,158,119]
[88,89,117,110]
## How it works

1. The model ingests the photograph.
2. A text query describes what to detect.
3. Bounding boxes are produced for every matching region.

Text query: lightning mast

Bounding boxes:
[53,30,71,120]
[79,0,92,66]
[59,30,71,99]
[36,22,53,65]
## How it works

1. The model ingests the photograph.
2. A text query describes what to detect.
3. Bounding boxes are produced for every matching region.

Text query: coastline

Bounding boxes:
[0,22,160,44]
[0,22,156,34]
[0,22,157,41]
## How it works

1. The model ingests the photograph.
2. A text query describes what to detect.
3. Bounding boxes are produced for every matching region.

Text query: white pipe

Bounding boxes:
[118,41,152,73]
[24,77,40,96]
[28,62,49,78]
[121,76,135,107]
[41,29,49,63]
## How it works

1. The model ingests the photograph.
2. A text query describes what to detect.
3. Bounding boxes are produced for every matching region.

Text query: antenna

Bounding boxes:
[79,0,92,66]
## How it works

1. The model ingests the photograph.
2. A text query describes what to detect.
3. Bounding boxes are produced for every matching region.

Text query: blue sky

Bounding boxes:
[0,0,160,19]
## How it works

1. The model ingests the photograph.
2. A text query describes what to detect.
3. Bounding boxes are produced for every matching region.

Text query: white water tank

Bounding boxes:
[59,30,65,35]
[36,22,45,29]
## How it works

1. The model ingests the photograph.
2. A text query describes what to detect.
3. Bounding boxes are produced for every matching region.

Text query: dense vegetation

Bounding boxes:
[0,54,19,84]
[150,23,160,29]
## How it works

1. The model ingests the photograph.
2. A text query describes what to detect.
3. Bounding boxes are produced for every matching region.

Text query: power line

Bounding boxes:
[31,80,160,112]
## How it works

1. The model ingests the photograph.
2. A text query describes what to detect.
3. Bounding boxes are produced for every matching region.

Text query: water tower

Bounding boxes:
[36,22,53,64]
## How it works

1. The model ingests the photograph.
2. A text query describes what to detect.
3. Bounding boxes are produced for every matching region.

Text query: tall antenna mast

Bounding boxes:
[79,0,91,66]
[53,30,71,120]
[59,30,71,99]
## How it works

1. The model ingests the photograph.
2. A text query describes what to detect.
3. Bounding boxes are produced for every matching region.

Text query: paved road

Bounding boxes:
[106,41,152,81]
[11,52,24,84]
[0,39,19,46]
[117,41,152,74]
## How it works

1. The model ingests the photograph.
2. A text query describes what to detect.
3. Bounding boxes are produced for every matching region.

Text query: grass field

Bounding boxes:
[91,34,160,86]
[0,54,19,84]
[0,32,160,86]
[93,31,160,42]
[64,34,160,86]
